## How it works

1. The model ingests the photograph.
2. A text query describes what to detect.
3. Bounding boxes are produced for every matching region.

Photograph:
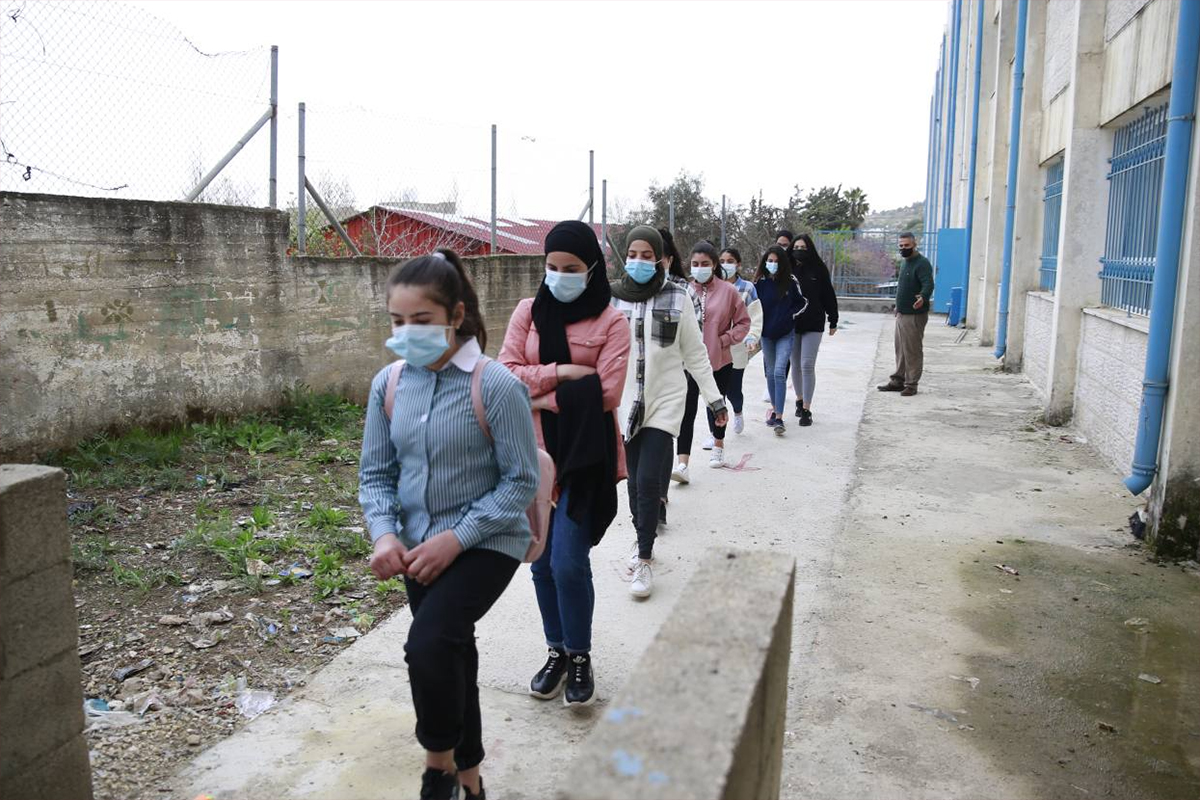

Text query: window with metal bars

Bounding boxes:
[1099,104,1168,315]
[1040,159,1064,292]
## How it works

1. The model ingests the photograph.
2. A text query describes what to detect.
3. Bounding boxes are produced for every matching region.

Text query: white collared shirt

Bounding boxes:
[441,336,482,372]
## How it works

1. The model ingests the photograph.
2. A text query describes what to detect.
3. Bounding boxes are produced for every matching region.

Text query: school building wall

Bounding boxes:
[928,0,1200,557]
[0,191,544,459]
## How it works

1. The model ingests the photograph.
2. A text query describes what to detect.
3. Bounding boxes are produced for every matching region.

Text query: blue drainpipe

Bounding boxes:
[1125,0,1200,495]
[993,0,1029,360]
[961,0,986,325]
[925,94,936,231]
[942,0,963,228]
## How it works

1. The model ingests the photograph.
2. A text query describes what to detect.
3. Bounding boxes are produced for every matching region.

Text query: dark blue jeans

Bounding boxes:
[530,486,594,654]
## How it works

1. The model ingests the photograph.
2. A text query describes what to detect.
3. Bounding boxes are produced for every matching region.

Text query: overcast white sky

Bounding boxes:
[3,1,949,219]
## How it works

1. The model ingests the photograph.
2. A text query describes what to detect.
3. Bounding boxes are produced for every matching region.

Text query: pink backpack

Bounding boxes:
[383,357,555,563]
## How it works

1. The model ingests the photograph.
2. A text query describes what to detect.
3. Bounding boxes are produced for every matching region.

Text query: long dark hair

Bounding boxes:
[690,241,720,270]
[659,227,686,279]
[793,233,828,276]
[386,248,487,350]
[756,245,793,288]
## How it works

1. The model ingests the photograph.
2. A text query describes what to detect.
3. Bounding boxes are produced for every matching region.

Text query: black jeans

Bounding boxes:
[404,548,519,771]
[677,366,734,454]
[727,366,746,414]
[705,364,734,441]
[625,427,672,560]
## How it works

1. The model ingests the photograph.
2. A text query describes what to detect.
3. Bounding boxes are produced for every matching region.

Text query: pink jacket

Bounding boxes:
[499,298,631,481]
[692,278,752,371]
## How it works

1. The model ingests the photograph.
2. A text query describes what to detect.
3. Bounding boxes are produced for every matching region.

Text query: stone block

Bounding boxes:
[0,649,87,778]
[0,734,94,800]
[560,549,795,800]
[0,466,69,584]
[0,561,81,680]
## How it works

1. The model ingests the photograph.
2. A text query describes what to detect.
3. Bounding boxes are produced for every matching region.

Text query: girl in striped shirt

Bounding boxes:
[358,250,540,800]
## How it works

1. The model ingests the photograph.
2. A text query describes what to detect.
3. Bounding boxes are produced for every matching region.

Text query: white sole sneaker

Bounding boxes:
[670,464,690,484]
[702,437,714,451]
[708,449,725,468]
[733,415,744,435]
[529,673,567,700]
[629,562,653,598]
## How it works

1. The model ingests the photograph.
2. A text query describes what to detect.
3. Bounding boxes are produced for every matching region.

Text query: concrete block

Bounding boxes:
[0,466,69,583]
[0,734,94,800]
[0,649,87,778]
[0,561,81,680]
[560,549,795,800]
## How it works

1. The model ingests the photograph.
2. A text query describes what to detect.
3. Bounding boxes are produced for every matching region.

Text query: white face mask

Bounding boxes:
[720,263,738,279]
[692,266,714,284]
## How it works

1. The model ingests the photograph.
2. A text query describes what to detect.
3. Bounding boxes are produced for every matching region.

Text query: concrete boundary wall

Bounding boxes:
[0,465,93,800]
[0,191,543,458]
[560,548,795,800]
[1022,291,1054,401]
[1073,308,1148,473]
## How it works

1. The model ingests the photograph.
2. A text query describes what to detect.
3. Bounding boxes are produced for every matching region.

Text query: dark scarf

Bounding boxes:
[610,269,665,303]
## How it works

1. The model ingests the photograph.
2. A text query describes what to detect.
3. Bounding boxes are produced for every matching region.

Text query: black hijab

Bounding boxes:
[531,221,610,367]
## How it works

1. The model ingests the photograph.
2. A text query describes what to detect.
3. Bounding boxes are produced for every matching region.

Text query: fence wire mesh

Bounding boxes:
[0,0,272,204]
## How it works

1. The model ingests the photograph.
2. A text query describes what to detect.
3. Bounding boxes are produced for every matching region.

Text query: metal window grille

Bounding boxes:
[1039,159,1064,292]
[1099,105,1168,315]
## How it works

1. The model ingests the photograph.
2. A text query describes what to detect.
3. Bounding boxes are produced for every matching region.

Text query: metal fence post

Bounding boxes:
[588,150,594,226]
[298,102,306,255]
[601,178,608,262]
[490,124,498,253]
[720,194,727,248]
[268,45,278,208]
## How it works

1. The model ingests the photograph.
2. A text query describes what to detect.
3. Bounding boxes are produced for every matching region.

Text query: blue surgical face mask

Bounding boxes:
[721,263,738,280]
[385,324,452,367]
[765,261,779,275]
[624,258,658,284]
[692,266,714,284]
[545,266,590,303]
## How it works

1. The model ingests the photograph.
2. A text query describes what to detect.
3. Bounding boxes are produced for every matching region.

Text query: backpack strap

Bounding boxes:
[383,361,404,421]
[471,356,492,441]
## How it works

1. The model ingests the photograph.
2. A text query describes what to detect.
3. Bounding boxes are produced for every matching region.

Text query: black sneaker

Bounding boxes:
[529,647,568,699]
[420,768,460,800]
[464,778,486,800]
[564,653,596,707]
[795,399,804,418]
[799,408,813,427]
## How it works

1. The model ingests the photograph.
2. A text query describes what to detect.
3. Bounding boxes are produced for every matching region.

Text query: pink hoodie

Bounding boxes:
[692,277,751,370]
[499,298,631,481]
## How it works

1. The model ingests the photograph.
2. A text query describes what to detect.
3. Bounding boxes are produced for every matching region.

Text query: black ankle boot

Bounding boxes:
[420,768,459,800]
[564,652,596,707]
[529,647,567,699]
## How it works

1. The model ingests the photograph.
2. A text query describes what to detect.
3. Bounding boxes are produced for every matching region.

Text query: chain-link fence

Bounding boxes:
[0,0,275,204]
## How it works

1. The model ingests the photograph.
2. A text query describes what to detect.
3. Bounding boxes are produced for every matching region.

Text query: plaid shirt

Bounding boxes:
[612,279,726,440]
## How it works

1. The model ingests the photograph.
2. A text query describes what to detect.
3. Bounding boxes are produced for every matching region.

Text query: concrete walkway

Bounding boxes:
[171,313,1199,799]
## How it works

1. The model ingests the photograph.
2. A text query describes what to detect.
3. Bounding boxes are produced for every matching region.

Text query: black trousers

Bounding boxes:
[625,427,672,560]
[677,365,734,455]
[404,548,519,770]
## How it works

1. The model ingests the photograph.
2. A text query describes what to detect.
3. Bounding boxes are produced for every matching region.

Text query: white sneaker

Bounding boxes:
[627,540,641,571]
[629,561,653,598]
[670,462,690,484]
[702,436,714,451]
[709,447,725,468]
[733,414,744,435]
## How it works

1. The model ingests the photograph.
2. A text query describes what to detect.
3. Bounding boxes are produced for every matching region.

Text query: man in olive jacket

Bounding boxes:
[878,232,934,397]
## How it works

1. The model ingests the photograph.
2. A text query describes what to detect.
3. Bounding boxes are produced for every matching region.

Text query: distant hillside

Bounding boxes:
[863,201,924,232]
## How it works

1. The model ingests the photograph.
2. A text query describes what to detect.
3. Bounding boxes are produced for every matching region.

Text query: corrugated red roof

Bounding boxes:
[353,206,605,255]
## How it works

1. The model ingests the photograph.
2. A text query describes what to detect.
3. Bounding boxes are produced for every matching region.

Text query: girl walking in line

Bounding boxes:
[359,249,540,800]
[673,242,750,469]
[719,247,762,435]
[789,234,838,426]
[754,245,807,436]
[659,228,701,511]
[498,221,630,709]
[611,225,727,599]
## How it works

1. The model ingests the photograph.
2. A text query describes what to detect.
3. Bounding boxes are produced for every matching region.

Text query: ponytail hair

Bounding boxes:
[658,227,687,279]
[720,247,742,265]
[385,248,487,350]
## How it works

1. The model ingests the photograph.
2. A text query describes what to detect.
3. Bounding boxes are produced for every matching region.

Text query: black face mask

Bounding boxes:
[899,246,915,258]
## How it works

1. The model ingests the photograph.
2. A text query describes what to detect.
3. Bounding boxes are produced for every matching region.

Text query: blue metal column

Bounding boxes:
[1125,0,1200,495]
[925,93,936,230]
[993,0,1029,359]
[930,38,946,235]
[961,0,986,325]
[942,0,963,228]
